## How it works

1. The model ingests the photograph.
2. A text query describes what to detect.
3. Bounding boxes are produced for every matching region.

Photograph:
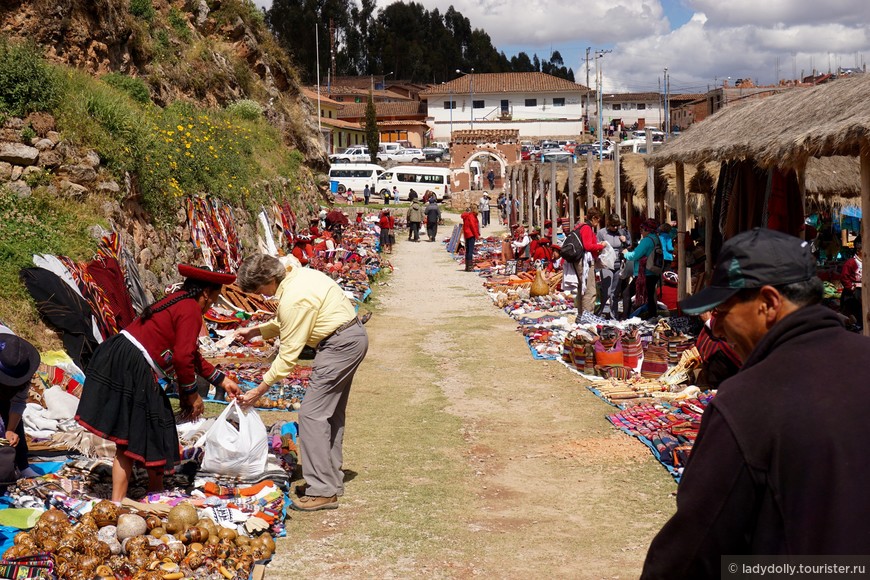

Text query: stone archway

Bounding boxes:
[449,143,519,191]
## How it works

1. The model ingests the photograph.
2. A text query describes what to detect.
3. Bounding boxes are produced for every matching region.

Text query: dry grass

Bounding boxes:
[266,212,676,579]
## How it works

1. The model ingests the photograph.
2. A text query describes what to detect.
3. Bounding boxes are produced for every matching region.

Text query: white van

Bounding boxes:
[469,160,483,190]
[375,166,452,201]
[328,163,384,195]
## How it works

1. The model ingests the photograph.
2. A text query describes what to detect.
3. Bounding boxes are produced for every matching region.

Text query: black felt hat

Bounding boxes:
[0,333,40,388]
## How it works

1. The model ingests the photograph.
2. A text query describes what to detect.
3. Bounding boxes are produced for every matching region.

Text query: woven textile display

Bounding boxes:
[186,196,242,272]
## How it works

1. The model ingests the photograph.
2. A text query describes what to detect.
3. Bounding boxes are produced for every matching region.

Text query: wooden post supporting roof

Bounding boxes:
[860,145,870,337]
[646,128,655,218]
[704,191,713,281]
[797,163,807,241]
[613,143,621,222]
[586,152,594,211]
[551,161,558,246]
[568,159,575,228]
[526,169,533,228]
[517,170,524,225]
[675,161,688,301]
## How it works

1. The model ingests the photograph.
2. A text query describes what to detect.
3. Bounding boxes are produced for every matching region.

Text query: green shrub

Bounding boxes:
[226,99,262,120]
[168,8,191,41]
[130,0,155,21]
[102,72,151,104]
[0,39,59,116]
[23,168,52,188]
[20,124,36,142]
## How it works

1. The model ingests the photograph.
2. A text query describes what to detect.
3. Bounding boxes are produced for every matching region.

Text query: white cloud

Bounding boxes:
[685,0,865,27]
[602,10,870,92]
[249,0,870,91]
[375,0,671,46]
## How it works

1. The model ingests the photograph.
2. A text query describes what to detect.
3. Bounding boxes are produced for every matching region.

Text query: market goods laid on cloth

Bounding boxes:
[0,205,390,579]
[446,230,717,479]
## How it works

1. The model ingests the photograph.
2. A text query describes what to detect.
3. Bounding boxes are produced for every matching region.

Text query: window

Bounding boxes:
[612,103,622,111]
[473,100,484,109]
[443,101,456,109]
[553,98,565,107]
[637,103,646,110]
[525,98,537,107]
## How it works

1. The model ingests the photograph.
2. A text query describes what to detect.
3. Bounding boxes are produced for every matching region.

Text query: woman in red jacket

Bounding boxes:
[76,265,242,501]
[378,209,393,254]
[460,206,481,271]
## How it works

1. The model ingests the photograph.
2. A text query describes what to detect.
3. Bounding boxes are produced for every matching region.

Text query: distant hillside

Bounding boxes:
[0,0,332,347]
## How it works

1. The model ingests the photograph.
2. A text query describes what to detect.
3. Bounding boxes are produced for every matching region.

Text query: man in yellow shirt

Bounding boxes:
[235,254,369,511]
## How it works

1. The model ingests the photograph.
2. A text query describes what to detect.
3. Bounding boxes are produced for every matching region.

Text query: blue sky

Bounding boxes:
[254,0,870,93]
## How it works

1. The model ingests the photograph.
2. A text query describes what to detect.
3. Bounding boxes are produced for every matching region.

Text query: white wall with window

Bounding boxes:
[598,95,664,130]
[429,93,587,140]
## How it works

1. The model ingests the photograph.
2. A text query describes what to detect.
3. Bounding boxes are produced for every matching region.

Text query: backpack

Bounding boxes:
[560,225,588,263]
[647,233,665,276]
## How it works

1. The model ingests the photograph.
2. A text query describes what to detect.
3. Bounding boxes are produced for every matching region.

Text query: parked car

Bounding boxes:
[380,148,424,164]
[574,143,598,157]
[540,150,575,163]
[422,146,449,161]
[521,145,532,161]
[591,140,615,159]
[540,141,561,152]
[329,146,370,164]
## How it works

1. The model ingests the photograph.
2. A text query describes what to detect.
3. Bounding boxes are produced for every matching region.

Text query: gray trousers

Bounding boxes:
[300,320,369,497]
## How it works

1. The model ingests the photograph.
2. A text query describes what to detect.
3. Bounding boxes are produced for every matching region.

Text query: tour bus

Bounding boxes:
[328,163,385,195]
[374,166,452,201]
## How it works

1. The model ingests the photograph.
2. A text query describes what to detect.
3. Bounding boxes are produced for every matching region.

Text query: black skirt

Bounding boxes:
[75,333,180,469]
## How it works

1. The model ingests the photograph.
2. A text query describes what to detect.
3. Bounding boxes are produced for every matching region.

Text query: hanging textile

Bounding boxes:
[57,256,121,340]
[186,196,243,272]
[765,167,803,237]
[86,257,137,330]
[20,268,100,370]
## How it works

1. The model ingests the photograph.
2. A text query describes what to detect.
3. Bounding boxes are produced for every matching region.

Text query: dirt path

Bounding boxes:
[269,210,677,579]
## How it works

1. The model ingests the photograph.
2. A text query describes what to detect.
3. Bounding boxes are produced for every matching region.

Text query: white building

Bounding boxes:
[420,72,590,141]
[598,92,665,132]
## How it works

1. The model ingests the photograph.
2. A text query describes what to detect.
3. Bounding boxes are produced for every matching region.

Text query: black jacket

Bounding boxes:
[642,305,870,579]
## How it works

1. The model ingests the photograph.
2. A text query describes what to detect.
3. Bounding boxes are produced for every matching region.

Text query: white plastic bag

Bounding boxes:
[598,242,617,270]
[194,400,268,479]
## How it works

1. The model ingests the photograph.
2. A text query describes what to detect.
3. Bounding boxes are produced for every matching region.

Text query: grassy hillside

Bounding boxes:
[0,38,313,346]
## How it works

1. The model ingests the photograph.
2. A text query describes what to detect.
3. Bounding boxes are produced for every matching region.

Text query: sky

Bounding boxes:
[252,0,870,93]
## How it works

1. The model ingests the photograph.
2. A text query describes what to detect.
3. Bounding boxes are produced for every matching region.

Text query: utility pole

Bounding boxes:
[595,49,611,160]
[585,47,591,135]
[668,67,671,137]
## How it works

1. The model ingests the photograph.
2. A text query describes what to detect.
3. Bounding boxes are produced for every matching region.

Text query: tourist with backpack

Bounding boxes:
[622,218,665,319]
[560,208,607,323]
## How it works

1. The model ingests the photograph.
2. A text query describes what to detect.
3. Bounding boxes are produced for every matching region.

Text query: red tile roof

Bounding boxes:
[320,117,363,130]
[338,101,426,119]
[300,87,343,107]
[602,92,661,102]
[420,72,589,96]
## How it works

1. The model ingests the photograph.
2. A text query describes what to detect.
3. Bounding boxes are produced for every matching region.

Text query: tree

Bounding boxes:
[364,91,379,164]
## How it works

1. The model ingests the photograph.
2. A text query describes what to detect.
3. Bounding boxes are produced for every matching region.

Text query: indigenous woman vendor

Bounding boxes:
[76,265,241,501]
[234,254,368,512]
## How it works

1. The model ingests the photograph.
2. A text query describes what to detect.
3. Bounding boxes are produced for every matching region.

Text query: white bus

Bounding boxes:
[375,166,452,201]
[328,163,385,195]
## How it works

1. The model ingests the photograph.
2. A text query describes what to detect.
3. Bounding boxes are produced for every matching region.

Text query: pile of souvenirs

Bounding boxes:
[449,235,717,480]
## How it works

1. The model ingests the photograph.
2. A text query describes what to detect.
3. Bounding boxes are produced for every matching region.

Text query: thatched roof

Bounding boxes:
[506,153,859,215]
[647,73,870,169]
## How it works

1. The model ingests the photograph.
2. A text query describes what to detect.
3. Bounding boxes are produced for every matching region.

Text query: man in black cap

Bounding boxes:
[642,228,870,579]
